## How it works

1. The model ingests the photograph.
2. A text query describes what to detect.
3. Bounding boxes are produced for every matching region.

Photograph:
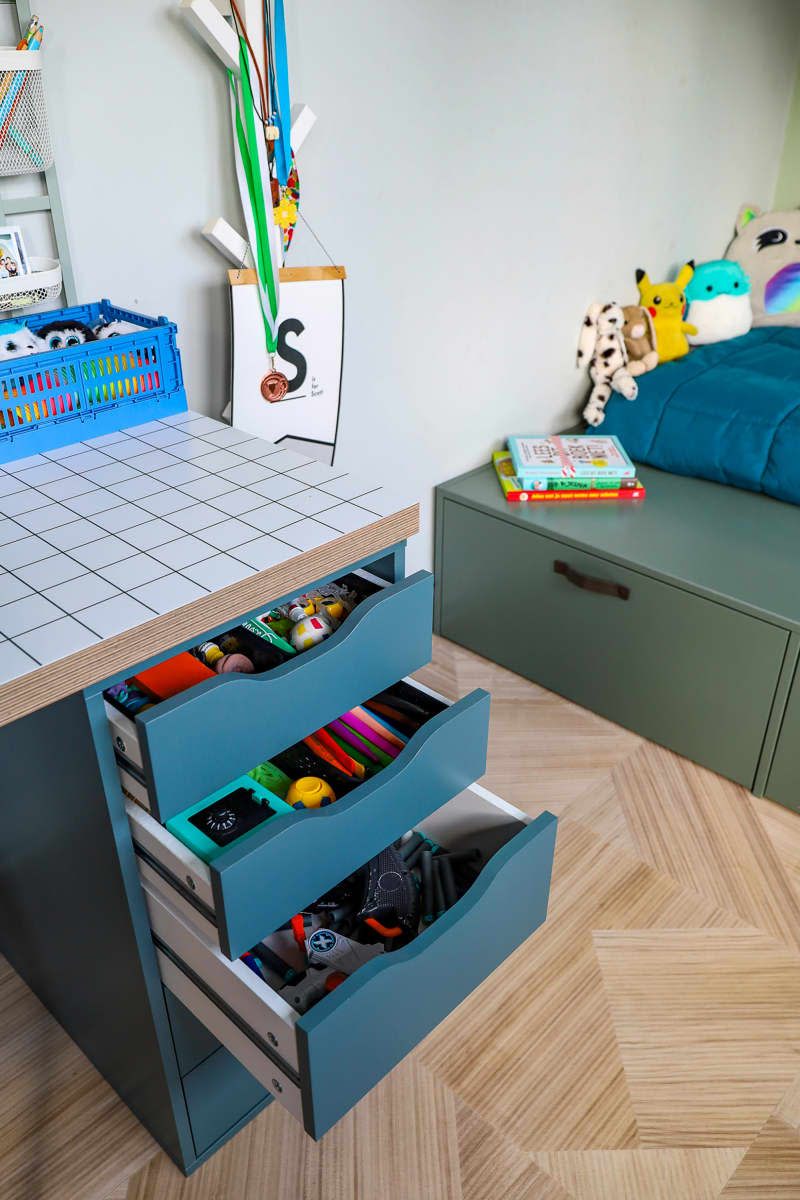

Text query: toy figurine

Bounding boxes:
[290,612,333,651]
[635,264,697,362]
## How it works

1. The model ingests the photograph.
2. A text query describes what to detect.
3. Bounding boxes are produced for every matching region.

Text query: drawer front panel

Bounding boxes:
[439,501,787,787]
[211,687,490,959]
[150,799,557,1140]
[136,571,434,823]
[182,1044,272,1155]
[766,662,800,812]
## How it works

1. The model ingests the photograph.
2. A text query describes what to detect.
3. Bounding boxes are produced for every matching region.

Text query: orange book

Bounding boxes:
[133,651,215,701]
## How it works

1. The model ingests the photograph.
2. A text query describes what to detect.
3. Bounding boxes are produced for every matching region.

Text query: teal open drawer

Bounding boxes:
[106,570,434,823]
[144,785,557,1140]
[128,679,491,959]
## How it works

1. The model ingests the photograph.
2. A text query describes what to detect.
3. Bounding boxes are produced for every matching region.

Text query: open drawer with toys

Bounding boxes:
[143,782,557,1139]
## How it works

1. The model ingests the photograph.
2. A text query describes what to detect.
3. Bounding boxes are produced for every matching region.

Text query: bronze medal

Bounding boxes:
[260,371,289,402]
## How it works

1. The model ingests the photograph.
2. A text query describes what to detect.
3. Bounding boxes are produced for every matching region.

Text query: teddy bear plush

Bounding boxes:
[577,302,638,427]
[621,305,658,375]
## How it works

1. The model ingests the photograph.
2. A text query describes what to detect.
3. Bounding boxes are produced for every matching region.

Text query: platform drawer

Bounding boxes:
[145,785,557,1140]
[129,679,491,959]
[109,569,434,823]
[438,499,788,788]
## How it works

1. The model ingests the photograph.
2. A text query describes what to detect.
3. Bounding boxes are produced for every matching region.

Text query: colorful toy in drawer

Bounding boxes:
[290,612,333,651]
[132,651,215,702]
[248,759,293,800]
[271,742,361,798]
[165,776,294,863]
[286,776,337,809]
[0,299,187,465]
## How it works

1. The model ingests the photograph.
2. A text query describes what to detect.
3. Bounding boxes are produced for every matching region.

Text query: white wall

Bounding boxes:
[30,1,800,568]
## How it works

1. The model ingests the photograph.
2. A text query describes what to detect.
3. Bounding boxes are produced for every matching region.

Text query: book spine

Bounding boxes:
[503,485,646,503]
[524,476,638,491]
[517,465,637,483]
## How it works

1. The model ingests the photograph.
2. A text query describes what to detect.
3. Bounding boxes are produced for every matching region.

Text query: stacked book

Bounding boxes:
[494,434,646,504]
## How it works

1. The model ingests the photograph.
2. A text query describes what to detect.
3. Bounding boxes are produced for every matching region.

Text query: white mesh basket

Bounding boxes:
[0,256,61,311]
[0,48,53,176]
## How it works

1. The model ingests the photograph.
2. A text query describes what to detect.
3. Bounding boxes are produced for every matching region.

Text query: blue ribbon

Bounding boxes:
[268,0,292,186]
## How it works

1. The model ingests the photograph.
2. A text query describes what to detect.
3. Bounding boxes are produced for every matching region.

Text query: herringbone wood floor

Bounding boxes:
[4,636,800,1199]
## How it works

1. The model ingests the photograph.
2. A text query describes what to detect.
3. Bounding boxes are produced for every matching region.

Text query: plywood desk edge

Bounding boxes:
[0,504,419,728]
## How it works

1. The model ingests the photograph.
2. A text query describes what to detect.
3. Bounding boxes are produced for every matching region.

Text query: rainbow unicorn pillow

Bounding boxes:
[725,204,800,326]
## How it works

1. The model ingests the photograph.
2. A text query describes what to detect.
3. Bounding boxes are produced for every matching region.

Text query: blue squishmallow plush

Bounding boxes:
[685,259,752,345]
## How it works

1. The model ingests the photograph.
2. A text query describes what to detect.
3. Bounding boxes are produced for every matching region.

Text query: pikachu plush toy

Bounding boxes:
[635,262,697,362]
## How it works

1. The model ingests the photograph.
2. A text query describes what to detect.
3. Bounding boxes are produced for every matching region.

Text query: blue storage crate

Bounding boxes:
[0,299,188,464]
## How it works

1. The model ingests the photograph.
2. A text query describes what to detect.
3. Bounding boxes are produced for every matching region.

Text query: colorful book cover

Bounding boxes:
[493,452,645,503]
[508,434,636,480]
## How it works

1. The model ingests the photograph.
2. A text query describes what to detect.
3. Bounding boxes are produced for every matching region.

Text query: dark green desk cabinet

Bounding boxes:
[434,463,800,808]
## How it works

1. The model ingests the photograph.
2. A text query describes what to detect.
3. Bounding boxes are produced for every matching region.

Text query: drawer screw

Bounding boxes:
[271,1078,283,1094]
[115,736,125,752]
[185,875,196,891]
[267,1032,278,1047]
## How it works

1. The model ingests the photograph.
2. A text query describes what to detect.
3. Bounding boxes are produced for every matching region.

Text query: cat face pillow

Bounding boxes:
[725,204,800,325]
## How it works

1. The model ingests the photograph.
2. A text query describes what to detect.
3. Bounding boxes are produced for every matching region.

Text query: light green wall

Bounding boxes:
[775,60,800,208]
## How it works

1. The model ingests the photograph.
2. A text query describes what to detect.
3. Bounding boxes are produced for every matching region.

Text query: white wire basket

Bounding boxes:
[0,256,61,311]
[0,48,53,176]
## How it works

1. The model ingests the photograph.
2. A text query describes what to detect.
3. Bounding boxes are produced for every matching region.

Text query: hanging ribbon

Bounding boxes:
[267,0,292,187]
[228,37,280,356]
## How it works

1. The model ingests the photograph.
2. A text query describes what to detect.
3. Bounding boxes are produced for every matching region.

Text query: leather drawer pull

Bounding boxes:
[553,559,630,601]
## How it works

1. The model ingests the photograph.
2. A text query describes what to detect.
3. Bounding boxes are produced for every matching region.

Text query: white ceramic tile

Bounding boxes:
[0,474,26,497]
[121,419,164,436]
[0,640,39,681]
[15,615,98,665]
[83,462,138,487]
[45,519,105,551]
[355,488,408,517]
[16,554,85,590]
[181,553,255,590]
[131,573,207,613]
[62,449,114,472]
[153,462,206,487]
[126,448,181,474]
[229,533,295,571]
[287,460,347,485]
[77,593,156,637]
[91,504,151,534]
[101,436,152,461]
[179,476,237,501]
[159,410,198,426]
[136,489,196,517]
[12,462,70,486]
[4,453,47,473]
[247,474,306,501]
[135,426,191,448]
[37,476,96,501]
[0,535,63,569]
[318,502,380,534]
[0,488,46,517]
[0,592,62,636]
[167,503,227,534]
[63,488,126,517]
[82,430,129,449]
[280,488,340,517]
[272,518,337,552]
[69,536,132,570]
[200,426,255,448]
[219,461,275,486]
[166,437,225,462]
[0,573,32,605]
[0,518,25,545]
[108,476,166,501]
[44,574,118,611]
[238,501,297,533]
[261,448,313,471]
[231,437,280,460]
[121,518,180,551]
[206,487,266,516]
[200,516,259,551]
[171,415,224,437]
[319,474,375,501]
[43,440,89,461]
[15,503,84,534]
[192,448,245,473]
[149,534,213,570]
[96,553,170,590]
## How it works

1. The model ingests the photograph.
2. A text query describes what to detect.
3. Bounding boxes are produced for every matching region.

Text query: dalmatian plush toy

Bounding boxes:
[577,302,638,427]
